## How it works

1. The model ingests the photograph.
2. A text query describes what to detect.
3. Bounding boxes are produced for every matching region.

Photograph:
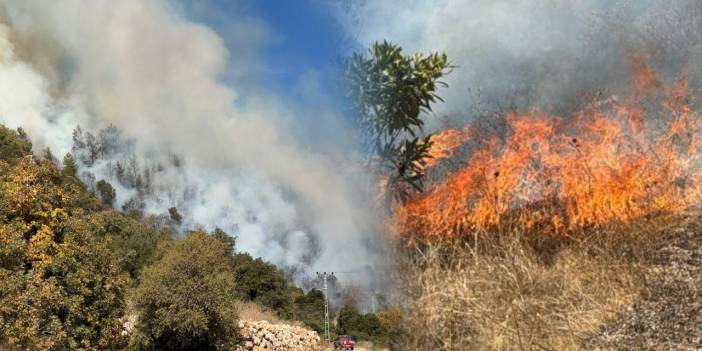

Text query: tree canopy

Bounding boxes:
[130,231,241,351]
[231,252,295,318]
[345,41,452,205]
[0,156,128,350]
[0,125,32,161]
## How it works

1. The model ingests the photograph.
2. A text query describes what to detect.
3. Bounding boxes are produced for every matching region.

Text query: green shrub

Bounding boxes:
[84,211,172,280]
[231,252,294,318]
[130,231,240,350]
[337,304,393,346]
[293,288,326,333]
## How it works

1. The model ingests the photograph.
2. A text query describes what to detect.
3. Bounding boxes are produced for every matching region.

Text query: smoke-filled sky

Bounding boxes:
[337,0,702,123]
[0,0,374,286]
[1,0,701,291]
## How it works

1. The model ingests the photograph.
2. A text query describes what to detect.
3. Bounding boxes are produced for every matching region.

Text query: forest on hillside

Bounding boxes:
[0,123,403,350]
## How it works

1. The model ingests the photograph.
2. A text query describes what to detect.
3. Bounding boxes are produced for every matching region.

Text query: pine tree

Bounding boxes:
[62,153,78,178]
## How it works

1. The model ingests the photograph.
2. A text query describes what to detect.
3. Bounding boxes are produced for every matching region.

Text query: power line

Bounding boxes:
[313,268,392,344]
[316,272,332,344]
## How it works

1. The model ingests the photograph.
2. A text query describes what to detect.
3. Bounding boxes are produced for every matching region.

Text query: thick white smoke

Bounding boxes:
[0,0,380,283]
[336,0,702,123]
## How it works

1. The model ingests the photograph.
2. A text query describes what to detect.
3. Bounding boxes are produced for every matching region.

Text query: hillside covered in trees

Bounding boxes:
[0,124,400,350]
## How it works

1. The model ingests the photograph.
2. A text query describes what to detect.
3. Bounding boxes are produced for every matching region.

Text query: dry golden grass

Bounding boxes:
[236,301,308,328]
[237,301,282,324]
[396,222,673,351]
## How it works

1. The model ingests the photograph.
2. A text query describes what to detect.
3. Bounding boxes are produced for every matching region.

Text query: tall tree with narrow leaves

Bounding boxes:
[345,41,452,206]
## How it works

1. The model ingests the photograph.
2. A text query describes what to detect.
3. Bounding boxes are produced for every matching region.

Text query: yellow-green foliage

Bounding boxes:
[0,125,32,162]
[0,156,129,350]
[377,307,404,349]
[81,211,173,280]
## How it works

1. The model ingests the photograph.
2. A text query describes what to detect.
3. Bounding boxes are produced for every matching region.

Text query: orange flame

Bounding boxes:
[424,127,473,168]
[393,67,702,241]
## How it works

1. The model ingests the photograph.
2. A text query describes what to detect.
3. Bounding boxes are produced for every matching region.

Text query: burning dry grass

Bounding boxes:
[393,63,701,243]
[396,226,669,351]
[390,60,700,350]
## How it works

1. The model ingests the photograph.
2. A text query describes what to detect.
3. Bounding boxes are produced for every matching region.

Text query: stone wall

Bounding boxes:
[235,320,321,351]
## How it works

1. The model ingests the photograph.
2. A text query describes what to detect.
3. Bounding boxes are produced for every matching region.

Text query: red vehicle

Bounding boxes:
[333,335,356,350]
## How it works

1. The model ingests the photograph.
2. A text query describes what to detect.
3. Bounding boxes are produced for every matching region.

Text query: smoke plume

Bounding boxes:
[336,0,702,124]
[0,0,381,285]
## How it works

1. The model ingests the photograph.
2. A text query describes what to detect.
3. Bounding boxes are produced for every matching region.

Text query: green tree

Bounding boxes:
[293,289,326,333]
[337,304,363,336]
[43,147,57,164]
[0,125,32,161]
[168,206,182,224]
[96,179,117,207]
[58,153,103,211]
[0,156,128,350]
[337,304,389,344]
[62,153,78,178]
[130,231,240,351]
[345,41,452,206]
[211,227,236,256]
[360,313,384,344]
[231,253,294,318]
[83,211,172,280]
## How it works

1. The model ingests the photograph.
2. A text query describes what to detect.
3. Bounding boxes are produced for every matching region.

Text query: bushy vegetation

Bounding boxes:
[292,288,325,332]
[130,231,241,350]
[228,252,349,335]
[231,252,295,318]
[0,123,394,350]
[331,304,404,349]
[0,41,469,350]
[0,124,334,350]
[83,211,173,280]
[0,129,128,349]
[337,305,382,342]
[0,125,32,161]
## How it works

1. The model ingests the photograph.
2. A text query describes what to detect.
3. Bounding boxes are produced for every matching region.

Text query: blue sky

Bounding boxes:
[252,1,346,89]
[178,0,350,105]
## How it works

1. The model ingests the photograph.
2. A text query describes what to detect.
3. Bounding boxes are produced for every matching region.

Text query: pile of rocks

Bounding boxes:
[235,320,320,351]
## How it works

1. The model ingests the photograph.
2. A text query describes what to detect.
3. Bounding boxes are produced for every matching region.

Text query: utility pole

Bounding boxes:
[316,272,332,343]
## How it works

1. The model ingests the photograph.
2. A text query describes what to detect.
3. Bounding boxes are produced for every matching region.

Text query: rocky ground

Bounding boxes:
[584,215,702,350]
[235,320,320,351]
